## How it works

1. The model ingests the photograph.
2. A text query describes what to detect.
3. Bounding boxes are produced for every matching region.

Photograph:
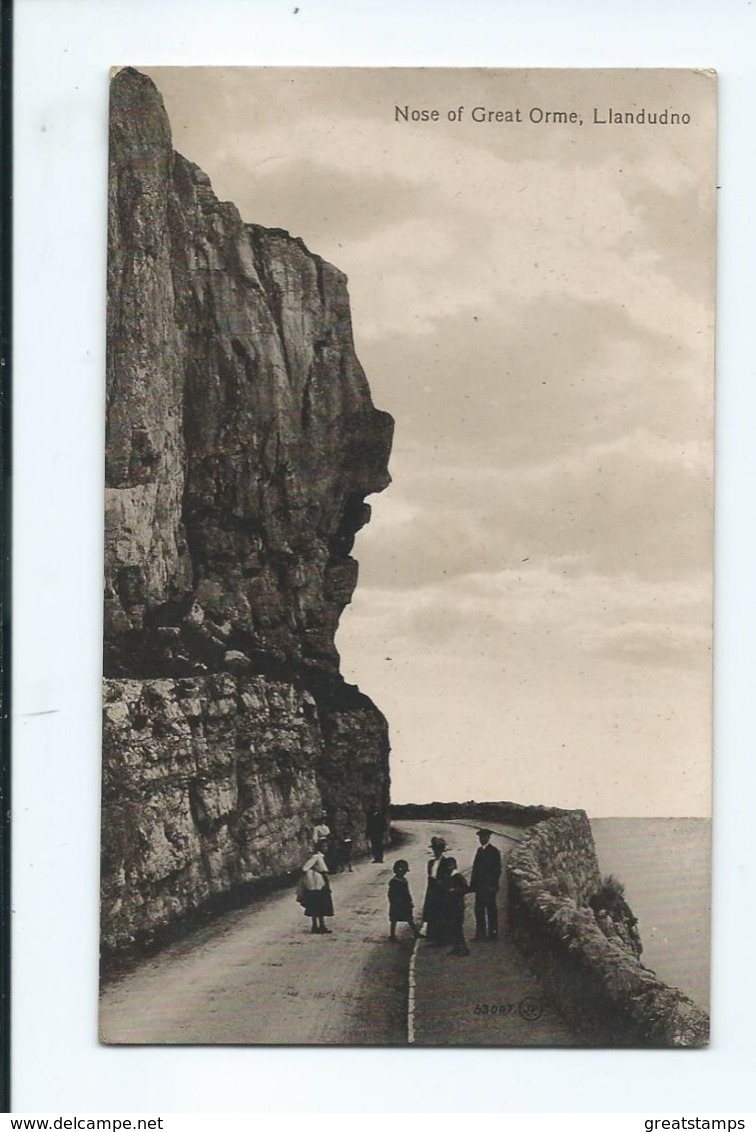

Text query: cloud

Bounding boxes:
[145,68,714,353]
[201,155,442,246]
[342,560,710,683]
[593,621,712,670]
[338,566,711,813]
[141,66,715,817]
[620,176,716,305]
[356,296,711,471]
[355,421,711,594]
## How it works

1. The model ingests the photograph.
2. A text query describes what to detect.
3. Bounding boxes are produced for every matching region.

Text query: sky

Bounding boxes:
[143,67,715,816]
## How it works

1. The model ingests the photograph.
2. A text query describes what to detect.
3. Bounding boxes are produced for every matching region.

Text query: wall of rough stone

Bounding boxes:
[102,675,324,953]
[506,812,710,1047]
[102,68,393,960]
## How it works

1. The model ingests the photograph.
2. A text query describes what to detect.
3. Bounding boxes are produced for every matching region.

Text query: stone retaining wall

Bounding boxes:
[506,811,710,1047]
[101,671,389,963]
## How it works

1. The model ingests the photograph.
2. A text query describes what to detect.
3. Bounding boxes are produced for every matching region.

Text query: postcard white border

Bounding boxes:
[13,0,756,1113]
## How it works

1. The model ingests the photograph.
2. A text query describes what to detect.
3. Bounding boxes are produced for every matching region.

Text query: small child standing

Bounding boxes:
[388,860,421,941]
[447,870,470,956]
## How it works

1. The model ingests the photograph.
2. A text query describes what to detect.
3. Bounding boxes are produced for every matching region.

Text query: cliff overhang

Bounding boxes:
[101,68,393,960]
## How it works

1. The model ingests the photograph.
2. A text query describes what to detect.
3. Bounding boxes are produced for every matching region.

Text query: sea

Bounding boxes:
[590,817,711,1012]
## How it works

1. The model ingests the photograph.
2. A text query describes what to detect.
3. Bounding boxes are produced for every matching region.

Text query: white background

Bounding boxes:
[12,0,756,1113]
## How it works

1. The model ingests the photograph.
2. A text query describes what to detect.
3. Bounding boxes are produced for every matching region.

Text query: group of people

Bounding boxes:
[295,815,503,957]
[388,829,502,956]
[309,812,354,874]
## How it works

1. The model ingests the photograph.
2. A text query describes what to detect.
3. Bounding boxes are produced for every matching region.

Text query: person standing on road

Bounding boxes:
[366,809,387,863]
[340,836,353,872]
[470,828,502,941]
[299,837,334,934]
[421,836,448,942]
[387,859,421,941]
[446,869,471,957]
[313,812,331,845]
[313,812,338,870]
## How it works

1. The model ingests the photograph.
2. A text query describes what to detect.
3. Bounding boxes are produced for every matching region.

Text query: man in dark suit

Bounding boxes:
[366,808,387,863]
[469,828,502,940]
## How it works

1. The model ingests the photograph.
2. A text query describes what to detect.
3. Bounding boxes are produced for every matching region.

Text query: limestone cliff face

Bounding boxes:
[102,68,393,955]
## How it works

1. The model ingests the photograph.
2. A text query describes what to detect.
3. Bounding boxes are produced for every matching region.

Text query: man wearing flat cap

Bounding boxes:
[470,828,502,941]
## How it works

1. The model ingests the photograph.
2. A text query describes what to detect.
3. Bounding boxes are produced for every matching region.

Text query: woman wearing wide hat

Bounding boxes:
[420,835,448,942]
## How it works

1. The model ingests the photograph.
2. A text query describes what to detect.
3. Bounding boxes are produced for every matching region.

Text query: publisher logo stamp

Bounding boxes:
[518,997,544,1022]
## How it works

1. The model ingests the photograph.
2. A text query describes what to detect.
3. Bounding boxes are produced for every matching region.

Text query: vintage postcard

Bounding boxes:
[100,67,714,1047]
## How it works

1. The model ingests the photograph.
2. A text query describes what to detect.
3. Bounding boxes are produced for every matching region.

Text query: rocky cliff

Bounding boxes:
[102,68,394,958]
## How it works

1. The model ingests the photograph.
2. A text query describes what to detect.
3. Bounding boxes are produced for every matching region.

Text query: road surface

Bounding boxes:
[100,819,580,1045]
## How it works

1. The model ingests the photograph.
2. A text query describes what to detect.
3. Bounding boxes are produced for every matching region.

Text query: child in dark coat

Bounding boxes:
[388,860,421,941]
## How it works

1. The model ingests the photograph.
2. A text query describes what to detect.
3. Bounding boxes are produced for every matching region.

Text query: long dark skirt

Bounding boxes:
[422,878,445,940]
[302,889,334,918]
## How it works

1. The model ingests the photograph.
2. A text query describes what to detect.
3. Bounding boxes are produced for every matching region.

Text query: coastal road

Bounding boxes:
[100,820,578,1046]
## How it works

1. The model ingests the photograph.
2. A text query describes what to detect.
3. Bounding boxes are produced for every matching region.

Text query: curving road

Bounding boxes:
[100,820,579,1046]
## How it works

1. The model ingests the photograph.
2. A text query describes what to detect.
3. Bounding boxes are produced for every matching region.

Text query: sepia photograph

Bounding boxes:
[98,66,715,1048]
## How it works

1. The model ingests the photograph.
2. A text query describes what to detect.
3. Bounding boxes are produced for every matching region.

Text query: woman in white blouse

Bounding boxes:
[300,837,335,934]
